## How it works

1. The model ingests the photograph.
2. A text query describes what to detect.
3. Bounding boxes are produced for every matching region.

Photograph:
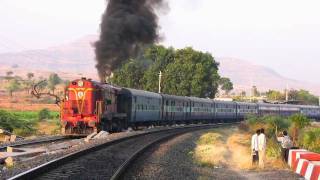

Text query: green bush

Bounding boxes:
[263,115,290,137]
[266,137,282,158]
[0,110,21,132]
[289,114,311,146]
[0,109,36,136]
[299,128,320,153]
[245,115,291,137]
[38,108,51,121]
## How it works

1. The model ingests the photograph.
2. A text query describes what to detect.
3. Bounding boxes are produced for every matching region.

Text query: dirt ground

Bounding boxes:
[123,126,301,180]
[193,126,288,171]
[0,92,59,111]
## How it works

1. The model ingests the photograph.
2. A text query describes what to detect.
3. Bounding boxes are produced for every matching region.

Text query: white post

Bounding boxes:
[285,84,289,102]
[158,71,162,93]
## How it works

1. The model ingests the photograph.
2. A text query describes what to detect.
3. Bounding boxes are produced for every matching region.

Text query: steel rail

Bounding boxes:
[9,123,234,180]
[0,135,80,151]
[110,124,226,180]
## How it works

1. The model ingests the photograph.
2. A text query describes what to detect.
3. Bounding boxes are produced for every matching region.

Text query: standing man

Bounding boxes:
[258,128,267,169]
[251,129,260,166]
[277,130,293,163]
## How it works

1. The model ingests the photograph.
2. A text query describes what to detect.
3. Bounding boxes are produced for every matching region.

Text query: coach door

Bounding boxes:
[133,96,137,122]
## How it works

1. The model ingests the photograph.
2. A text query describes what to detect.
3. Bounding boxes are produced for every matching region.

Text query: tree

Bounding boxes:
[266,90,285,101]
[47,73,62,93]
[162,47,220,98]
[5,71,14,81]
[27,73,34,79]
[111,60,146,89]
[219,77,233,95]
[289,114,310,146]
[24,72,35,94]
[289,89,318,105]
[142,45,175,92]
[6,71,13,77]
[5,79,21,97]
[111,46,221,98]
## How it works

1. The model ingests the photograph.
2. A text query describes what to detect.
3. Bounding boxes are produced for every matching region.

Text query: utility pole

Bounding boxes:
[158,71,162,93]
[285,84,289,102]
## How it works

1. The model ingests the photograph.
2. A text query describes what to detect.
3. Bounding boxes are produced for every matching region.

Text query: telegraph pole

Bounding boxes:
[285,84,289,102]
[158,71,162,93]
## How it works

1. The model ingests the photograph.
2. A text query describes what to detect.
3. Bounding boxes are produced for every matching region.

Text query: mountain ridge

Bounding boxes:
[0,35,319,95]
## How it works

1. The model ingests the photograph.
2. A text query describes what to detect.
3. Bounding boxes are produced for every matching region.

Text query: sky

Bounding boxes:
[0,0,319,83]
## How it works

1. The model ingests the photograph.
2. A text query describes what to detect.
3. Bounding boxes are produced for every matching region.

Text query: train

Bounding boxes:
[60,78,320,134]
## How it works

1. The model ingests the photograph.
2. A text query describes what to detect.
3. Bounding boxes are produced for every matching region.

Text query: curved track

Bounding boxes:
[9,123,231,180]
[0,136,81,152]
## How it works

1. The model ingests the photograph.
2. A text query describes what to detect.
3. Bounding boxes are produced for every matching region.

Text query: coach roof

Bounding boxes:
[120,88,162,99]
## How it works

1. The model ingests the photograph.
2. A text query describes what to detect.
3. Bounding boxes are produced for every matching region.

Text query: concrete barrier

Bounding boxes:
[288,149,307,167]
[304,161,320,180]
[289,149,320,180]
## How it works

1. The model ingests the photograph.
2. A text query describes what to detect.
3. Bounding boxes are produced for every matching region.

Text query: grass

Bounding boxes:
[192,125,289,171]
[192,127,254,169]
[0,109,60,137]
[9,110,59,121]
[243,114,320,157]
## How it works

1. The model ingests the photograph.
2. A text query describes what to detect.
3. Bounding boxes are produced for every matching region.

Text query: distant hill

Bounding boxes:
[217,57,320,95]
[0,35,99,80]
[0,35,319,95]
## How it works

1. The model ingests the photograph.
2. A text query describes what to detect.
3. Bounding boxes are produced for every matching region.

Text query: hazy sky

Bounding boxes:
[0,0,319,83]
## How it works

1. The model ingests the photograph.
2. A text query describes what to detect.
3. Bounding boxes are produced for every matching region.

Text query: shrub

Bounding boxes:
[289,114,311,145]
[13,127,36,137]
[299,128,320,153]
[263,115,290,137]
[266,137,282,158]
[0,109,36,136]
[0,110,20,132]
[38,108,51,121]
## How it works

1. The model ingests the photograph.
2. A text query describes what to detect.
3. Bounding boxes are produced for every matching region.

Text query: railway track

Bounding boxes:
[0,135,81,152]
[9,123,232,180]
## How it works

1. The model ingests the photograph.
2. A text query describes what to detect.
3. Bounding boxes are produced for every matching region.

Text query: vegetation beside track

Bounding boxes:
[192,116,320,171]
[242,114,320,155]
[192,126,287,170]
[0,109,60,137]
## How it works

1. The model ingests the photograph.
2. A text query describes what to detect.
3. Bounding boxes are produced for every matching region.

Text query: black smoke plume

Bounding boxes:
[95,0,167,82]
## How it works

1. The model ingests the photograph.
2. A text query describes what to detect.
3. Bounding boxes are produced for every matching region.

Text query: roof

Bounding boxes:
[188,97,213,103]
[161,94,189,101]
[121,88,162,99]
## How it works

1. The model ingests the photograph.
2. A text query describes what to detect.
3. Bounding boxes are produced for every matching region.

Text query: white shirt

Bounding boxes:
[258,133,266,151]
[277,136,292,148]
[251,133,259,151]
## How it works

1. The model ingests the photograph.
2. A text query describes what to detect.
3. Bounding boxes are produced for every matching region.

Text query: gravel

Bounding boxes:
[122,129,302,180]
[34,130,183,180]
[0,130,143,179]
[0,125,190,179]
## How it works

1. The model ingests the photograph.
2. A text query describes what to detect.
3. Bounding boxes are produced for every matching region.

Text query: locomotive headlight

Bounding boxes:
[78,80,84,87]
[88,121,96,127]
[77,91,84,98]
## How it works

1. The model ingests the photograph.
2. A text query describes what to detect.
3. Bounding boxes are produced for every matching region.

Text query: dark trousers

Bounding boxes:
[252,151,259,165]
[281,148,289,163]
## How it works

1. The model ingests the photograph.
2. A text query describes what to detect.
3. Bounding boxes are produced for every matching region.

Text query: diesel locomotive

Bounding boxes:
[60,78,320,134]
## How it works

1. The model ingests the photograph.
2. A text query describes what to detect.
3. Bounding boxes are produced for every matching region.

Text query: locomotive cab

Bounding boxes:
[61,78,99,134]
[61,78,127,134]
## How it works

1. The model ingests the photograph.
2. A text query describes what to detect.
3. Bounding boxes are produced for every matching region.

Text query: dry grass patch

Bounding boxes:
[194,132,228,167]
[36,121,60,135]
[192,126,289,171]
